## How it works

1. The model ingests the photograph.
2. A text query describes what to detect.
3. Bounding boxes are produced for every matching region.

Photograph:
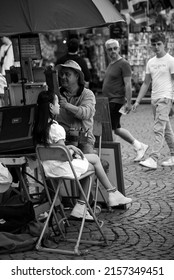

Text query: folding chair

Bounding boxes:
[35,144,107,255]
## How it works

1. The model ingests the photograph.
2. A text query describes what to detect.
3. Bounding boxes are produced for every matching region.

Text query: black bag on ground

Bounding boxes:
[0,232,36,254]
[0,220,46,254]
[0,188,35,233]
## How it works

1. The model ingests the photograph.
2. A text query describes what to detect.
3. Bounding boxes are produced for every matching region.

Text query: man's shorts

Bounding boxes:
[109,102,123,131]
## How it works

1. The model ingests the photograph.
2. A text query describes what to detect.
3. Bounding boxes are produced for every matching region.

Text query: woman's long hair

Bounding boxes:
[33,90,55,146]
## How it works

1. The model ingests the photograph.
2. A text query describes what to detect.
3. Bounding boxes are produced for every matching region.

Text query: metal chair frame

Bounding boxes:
[35,144,107,255]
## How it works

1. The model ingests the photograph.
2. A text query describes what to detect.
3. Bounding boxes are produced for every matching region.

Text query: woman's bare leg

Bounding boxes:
[71,154,132,219]
[85,154,114,190]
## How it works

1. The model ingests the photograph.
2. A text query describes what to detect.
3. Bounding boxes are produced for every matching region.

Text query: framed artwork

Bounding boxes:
[101,142,125,193]
[95,141,126,208]
[95,97,113,141]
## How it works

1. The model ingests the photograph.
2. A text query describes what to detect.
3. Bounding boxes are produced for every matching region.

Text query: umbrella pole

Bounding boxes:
[17,35,26,105]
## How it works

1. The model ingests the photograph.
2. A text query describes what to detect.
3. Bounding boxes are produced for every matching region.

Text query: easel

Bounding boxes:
[95,96,113,141]
[94,96,126,209]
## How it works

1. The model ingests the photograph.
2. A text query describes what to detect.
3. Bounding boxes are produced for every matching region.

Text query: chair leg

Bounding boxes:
[73,177,91,254]
[36,183,66,250]
[41,180,66,234]
[36,175,107,255]
[51,179,70,227]
[72,176,107,252]
[36,181,89,255]
[63,180,74,204]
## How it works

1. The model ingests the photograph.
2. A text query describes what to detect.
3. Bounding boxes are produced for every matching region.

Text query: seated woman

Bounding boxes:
[33,90,132,220]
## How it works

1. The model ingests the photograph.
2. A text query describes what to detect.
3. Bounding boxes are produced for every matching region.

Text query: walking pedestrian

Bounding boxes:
[102,39,148,162]
[133,32,174,169]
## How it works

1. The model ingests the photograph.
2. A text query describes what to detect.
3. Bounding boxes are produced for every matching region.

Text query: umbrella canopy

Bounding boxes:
[0,0,124,36]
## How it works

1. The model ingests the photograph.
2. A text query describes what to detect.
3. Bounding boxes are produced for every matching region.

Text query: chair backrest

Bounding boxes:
[36,144,94,183]
[36,144,72,162]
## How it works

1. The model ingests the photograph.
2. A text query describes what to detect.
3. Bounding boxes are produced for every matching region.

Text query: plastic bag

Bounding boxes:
[0,162,12,193]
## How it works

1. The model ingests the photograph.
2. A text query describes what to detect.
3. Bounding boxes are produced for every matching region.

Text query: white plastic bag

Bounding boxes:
[0,162,12,193]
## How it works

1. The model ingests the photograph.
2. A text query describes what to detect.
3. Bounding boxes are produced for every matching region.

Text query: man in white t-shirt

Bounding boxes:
[133,32,174,169]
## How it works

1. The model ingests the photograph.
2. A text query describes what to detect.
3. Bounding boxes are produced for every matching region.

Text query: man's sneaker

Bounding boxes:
[161,157,174,167]
[134,143,148,162]
[108,190,132,207]
[70,202,94,221]
[139,157,157,169]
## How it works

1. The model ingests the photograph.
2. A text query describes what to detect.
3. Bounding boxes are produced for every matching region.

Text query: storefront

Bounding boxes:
[33,1,174,96]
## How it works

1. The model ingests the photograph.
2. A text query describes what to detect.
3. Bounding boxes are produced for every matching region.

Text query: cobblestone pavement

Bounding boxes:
[1,104,174,260]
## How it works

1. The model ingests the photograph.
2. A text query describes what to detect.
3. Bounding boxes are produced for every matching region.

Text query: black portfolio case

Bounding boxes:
[0,105,36,154]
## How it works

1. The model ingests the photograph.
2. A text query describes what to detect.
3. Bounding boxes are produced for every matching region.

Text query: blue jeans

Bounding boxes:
[150,98,174,161]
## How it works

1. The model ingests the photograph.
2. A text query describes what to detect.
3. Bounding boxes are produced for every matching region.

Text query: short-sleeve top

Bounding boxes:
[42,120,89,178]
[146,53,174,100]
[102,58,131,104]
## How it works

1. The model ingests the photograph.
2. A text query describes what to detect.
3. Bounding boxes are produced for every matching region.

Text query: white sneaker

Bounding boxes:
[108,190,132,207]
[161,157,174,167]
[134,143,148,162]
[70,203,94,220]
[139,157,157,169]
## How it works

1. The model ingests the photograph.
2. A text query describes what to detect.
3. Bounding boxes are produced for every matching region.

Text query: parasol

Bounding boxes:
[0,0,124,36]
[0,0,124,104]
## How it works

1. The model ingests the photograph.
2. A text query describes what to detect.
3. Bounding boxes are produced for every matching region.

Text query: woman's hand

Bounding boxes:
[67,145,84,159]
